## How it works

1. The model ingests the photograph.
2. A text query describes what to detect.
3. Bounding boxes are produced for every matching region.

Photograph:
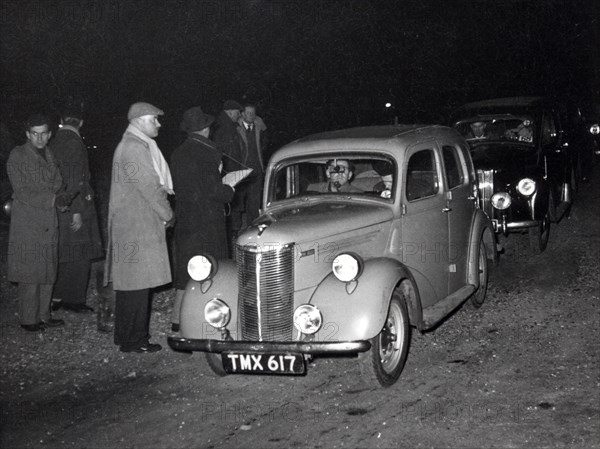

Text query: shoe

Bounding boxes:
[171,323,180,332]
[120,343,162,353]
[62,303,94,313]
[39,318,65,328]
[21,323,44,332]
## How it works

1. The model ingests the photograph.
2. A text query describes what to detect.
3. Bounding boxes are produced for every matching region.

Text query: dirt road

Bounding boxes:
[1,168,598,449]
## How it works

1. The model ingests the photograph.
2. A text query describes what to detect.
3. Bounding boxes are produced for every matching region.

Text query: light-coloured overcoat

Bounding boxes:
[104,130,173,290]
[6,143,62,283]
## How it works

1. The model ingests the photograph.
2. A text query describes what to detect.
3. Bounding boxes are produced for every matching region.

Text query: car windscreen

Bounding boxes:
[268,154,396,203]
[454,116,536,145]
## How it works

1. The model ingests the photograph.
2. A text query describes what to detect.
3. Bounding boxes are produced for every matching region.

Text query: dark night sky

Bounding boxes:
[1,0,598,151]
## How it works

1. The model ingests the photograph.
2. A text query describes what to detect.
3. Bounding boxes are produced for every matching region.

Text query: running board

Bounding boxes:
[421,285,476,330]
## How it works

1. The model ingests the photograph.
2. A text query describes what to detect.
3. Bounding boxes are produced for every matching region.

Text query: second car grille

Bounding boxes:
[477,169,494,218]
[237,243,295,341]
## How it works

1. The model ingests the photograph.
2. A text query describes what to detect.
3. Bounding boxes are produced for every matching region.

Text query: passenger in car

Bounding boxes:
[505,119,533,142]
[372,160,394,198]
[308,159,362,193]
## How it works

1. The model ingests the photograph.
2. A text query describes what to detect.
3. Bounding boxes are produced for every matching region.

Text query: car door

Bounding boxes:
[400,143,448,307]
[440,142,472,294]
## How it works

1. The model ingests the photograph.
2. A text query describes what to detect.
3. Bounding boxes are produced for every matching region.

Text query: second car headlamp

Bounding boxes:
[491,192,511,210]
[517,178,536,196]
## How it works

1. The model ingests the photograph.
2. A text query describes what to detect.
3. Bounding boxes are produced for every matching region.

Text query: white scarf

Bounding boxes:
[126,124,174,194]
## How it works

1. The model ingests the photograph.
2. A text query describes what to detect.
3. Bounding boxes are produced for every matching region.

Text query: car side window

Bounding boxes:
[406,149,438,201]
[541,113,557,145]
[442,145,464,189]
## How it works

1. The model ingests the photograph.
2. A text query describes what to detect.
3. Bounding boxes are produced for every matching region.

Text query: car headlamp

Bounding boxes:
[332,253,362,282]
[2,199,12,218]
[590,124,599,135]
[293,304,322,335]
[491,192,511,210]
[517,178,536,196]
[204,299,231,329]
[187,255,216,282]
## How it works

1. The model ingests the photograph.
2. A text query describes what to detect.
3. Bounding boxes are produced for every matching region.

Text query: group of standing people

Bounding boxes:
[105,100,266,351]
[6,111,102,332]
[6,99,267,354]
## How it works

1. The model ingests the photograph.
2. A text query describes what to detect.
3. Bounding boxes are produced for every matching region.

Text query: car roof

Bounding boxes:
[459,96,545,109]
[271,124,462,163]
[450,96,554,125]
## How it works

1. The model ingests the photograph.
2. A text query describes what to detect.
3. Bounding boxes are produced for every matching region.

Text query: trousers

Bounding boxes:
[114,289,152,349]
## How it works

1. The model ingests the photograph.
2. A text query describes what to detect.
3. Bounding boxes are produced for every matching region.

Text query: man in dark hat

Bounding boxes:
[51,107,103,313]
[6,113,66,331]
[169,106,235,332]
[213,100,244,254]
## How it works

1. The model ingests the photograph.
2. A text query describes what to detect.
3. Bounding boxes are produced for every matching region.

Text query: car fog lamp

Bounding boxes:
[188,255,214,281]
[204,299,231,329]
[293,305,322,335]
[517,178,536,196]
[491,192,511,210]
[590,124,600,135]
[332,253,362,282]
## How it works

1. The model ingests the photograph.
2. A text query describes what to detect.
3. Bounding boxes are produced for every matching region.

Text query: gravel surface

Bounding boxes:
[0,165,598,449]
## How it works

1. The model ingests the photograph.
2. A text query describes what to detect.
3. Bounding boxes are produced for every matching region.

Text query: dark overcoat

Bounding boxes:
[6,142,62,283]
[170,134,234,290]
[50,126,103,263]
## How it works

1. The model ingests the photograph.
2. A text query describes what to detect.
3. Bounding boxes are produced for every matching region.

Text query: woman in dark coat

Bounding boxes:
[170,107,234,331]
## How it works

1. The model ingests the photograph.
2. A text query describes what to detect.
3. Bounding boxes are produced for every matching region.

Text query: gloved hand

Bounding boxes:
[164,217,176,228]
[55,192,74,211]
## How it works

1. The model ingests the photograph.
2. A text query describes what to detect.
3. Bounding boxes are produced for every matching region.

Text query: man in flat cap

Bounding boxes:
[104,102,174,353]
[169,106,235,332]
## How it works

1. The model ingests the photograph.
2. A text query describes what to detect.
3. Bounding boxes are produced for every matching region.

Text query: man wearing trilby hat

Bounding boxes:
[169,106,235,332]
[104,102,174,353]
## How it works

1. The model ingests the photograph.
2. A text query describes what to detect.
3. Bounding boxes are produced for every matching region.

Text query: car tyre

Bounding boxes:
[205,352,227,377]
[360,282,411,387]
[528,208,551,254]
[470,240,489,308]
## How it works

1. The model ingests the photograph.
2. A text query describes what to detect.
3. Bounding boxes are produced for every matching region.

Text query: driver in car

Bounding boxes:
[309,159,362,193]
[466,121,488,139]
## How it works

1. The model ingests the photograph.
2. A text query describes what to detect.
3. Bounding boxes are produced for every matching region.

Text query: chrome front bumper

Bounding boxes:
[492,217,539,234]
[168,337,371,355]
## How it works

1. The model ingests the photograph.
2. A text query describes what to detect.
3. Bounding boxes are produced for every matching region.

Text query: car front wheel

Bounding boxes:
[360,282,411,387]
[470,240,489,308]
[528,207,551,254]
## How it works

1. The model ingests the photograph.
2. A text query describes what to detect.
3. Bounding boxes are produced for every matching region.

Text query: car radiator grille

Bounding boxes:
[477,169,494,218]
[236,243,295,341]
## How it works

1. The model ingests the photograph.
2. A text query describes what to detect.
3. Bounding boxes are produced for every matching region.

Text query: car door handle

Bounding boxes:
[442,207,452,213]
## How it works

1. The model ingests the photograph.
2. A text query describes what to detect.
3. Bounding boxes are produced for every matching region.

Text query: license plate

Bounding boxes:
[221,352,306,375]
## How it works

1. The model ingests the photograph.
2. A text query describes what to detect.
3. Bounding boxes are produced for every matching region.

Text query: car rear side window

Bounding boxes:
[442,145,464,189]
[406,149,438,201]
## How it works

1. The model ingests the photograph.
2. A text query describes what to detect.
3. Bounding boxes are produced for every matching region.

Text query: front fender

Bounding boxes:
[179,259,239,339]
[309,257,416,341]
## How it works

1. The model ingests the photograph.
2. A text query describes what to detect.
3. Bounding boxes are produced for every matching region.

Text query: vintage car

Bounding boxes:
[168,125,497,387]
[451,97,577,254]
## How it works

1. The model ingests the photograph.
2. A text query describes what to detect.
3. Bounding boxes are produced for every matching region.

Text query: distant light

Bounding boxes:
[385,103,392,108]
